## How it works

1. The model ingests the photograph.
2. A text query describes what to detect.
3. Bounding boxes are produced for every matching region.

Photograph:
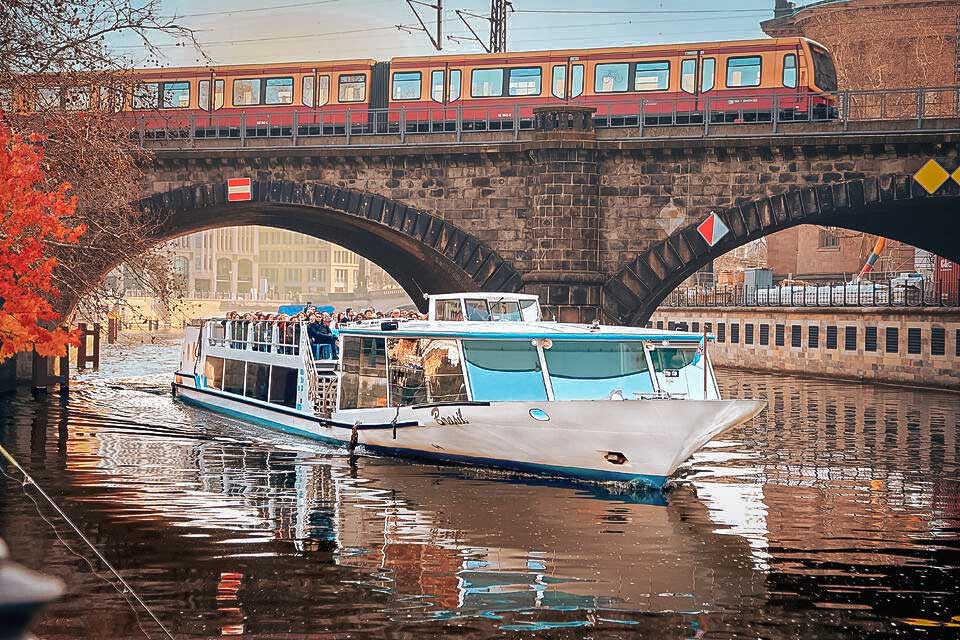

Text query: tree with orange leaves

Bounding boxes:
[0,120,85,361]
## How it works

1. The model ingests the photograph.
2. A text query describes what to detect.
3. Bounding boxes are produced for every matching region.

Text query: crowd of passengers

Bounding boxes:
[221,304,427,361]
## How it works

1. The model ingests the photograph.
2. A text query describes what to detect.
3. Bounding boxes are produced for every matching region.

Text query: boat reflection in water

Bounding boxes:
[75,419,768,633]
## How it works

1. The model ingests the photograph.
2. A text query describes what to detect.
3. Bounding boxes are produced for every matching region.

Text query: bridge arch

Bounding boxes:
[136,180,523,311]
[601,175,960,326]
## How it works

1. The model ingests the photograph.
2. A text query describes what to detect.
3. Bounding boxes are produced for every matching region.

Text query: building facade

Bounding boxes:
[165,227,398,301]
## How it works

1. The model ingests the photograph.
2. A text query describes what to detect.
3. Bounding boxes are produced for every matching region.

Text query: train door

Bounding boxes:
[551,56,584,103]
[680,51,705,121]
[430,64,461,130]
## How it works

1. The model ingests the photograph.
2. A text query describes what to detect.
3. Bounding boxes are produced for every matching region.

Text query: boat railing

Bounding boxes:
[207,319,302,356]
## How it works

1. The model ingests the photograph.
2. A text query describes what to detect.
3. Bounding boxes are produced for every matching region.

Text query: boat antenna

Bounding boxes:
[0,442,177,640]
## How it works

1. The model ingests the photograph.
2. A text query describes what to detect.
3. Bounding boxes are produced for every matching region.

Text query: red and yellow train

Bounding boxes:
[6,37,838,132]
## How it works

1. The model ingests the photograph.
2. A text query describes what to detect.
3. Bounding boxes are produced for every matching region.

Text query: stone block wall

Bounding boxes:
[649,306,960,390]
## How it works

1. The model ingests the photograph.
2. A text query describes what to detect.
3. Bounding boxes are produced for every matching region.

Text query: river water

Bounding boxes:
[0,338,957,639]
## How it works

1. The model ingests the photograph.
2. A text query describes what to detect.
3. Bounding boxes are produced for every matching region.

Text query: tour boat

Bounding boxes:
[172,293,765,490]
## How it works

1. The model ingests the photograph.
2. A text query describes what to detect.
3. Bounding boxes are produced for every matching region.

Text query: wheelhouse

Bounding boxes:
[427,292,542,322]
[337,327,719,411]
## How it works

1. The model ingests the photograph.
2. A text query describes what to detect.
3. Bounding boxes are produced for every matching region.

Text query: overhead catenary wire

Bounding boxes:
[0,442,176,640]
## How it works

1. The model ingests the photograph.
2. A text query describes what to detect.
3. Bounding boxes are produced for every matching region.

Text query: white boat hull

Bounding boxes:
[173,380,763,489]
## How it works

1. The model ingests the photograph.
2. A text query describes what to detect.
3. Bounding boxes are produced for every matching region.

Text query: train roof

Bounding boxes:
[389,37,818,64]
[127,58,378,75]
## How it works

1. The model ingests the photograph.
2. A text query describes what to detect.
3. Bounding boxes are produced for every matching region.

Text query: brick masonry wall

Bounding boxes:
[649,306,960,390]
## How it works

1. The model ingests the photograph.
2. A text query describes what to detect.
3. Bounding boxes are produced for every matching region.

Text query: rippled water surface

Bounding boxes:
[0,337,958,639]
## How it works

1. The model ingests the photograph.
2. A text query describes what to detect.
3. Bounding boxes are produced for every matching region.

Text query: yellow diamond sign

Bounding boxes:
[914,159,949,194]
[953,165,960,186]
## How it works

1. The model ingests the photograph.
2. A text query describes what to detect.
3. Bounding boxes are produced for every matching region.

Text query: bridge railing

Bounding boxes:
[116,86,960,146]
[661,276,959,309]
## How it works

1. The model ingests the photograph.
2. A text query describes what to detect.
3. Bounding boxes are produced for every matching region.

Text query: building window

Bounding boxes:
[782,54,797,88]
[338,74,366,102]
[865,326,878,352]
[717,323,726,342]
[730,323,740,344]
[745,323,754,344]
[692,322,700,333]
[808,325,820,348]
[508,67,541,96]
[726,56,761,87]
[595,62,629,93]
[634,61,670,91]
[907,328,922,354]
[791,325,802,348]
[775,324,785,347]
[392,71,421,100]
[471,68,504,97]
[844,326,857,351]
[956,329,960,357]
[826,325,838,349]
[819,229,840,249]
[886,327,899,353]
[759,323,769,346]
[931,327,945,355]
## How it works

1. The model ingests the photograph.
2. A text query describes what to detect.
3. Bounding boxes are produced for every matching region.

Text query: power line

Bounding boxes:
[166,0,342,19]
[108,25,403,50]
[514,8,773,14]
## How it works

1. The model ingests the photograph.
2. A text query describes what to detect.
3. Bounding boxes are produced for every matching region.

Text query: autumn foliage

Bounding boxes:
[0,120,85,361]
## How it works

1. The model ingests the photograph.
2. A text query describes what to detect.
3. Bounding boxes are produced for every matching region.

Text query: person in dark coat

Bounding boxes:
[307,313,338,360]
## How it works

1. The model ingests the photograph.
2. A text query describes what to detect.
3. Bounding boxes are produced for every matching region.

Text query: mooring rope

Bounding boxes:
[0,442,176,640]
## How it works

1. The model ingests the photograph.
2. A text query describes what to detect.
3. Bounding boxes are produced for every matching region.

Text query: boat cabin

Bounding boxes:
[426,292,542,323]
[336,322,718,413]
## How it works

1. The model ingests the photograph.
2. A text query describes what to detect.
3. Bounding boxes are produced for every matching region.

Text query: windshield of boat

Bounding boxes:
[461,297,540,322]
[462,340,548,401]
[542,340,654,400]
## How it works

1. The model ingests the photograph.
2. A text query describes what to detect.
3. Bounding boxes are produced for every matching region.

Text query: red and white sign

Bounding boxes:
[696,211,730,247]
[227,178,252,202]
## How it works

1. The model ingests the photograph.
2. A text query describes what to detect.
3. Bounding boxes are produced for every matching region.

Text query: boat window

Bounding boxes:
[204,356,224,389]
[244,362,270,401]
[269,365,299,407]
[462,340,548,401]
[210,321,225,344]
[388,338,467,406]
[340,336,388,409]
[222,359,246,395]
[543,341,653,400]
[648,347,696,371]
[520,299,541,322]
[464,299,491,321]
[435,299,464,321]
[489,300,521,321]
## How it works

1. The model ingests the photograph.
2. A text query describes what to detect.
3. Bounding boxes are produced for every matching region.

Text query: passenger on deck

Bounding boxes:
[307,312,338,360]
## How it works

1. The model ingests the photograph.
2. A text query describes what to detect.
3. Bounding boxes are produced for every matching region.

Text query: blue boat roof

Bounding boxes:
[338,320,709,342]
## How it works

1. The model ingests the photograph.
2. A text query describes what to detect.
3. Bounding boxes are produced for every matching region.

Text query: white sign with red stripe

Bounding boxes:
[696,211,730,247]
[227,178,252,202]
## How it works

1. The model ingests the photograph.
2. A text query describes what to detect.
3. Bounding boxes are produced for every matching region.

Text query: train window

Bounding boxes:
[63,86,91,111]
[233,78,261,106]
[552,65,565,99]
[595,63,629,93]
[431,70,444,102]
[392,71,421,100]
[265,77,293,104]
[338,74,366,102]
[35,87,61,110]
[701,58,716,92]
[161,81,190,109]
[0,88,12,112]
[302,76,314,107]
[571,65,583,97]
[471,68,504,97]
[634,61,669,91]
[449,69,462,101]
[810,46,837,92]
[198,80,224,110]
[726,56,762,88]
[132,83,159,110]
[681,59,696,94]
[318,75,330,106]
[508,67,541,96]
[783,54,797,88]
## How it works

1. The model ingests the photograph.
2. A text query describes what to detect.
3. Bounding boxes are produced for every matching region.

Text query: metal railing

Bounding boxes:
[117,86,960,147]
[662,276,960,308]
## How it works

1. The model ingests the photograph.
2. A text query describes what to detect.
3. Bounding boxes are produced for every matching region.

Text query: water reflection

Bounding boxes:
[0,340,957,638]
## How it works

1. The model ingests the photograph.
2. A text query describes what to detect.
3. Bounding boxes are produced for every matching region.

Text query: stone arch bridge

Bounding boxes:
[138,116,960,324]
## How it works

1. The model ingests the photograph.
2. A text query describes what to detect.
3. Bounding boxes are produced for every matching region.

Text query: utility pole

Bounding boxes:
[452,0,512,53]
[402,0,443,51]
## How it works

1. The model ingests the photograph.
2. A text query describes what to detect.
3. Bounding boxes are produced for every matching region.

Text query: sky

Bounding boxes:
[109,0,801,68]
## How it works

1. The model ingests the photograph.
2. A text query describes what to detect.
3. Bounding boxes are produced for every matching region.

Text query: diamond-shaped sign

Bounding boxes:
[953,165,960,187]
[913,160,949,194]
[697,211,730,247]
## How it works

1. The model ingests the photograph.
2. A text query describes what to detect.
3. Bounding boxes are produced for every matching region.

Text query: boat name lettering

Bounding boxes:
[431,407,469,426]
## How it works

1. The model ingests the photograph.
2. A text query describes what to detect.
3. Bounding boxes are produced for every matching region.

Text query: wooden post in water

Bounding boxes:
[92,323,101,370]
[30,350,47,398]
[58,349,69,397]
